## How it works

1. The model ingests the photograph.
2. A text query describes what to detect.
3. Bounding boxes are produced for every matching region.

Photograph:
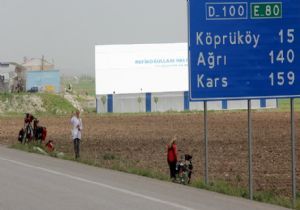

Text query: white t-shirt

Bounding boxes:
[70,116,83,140]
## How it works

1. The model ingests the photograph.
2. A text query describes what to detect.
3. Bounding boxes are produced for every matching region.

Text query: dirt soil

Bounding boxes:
[1,111,299,196]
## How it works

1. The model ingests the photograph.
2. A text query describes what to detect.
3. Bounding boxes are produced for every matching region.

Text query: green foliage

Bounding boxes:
[253,191,291,208]
[63,76,95,96]
[38,93,74,114]
[11,143,45,154]
[126,167,168,180]
[84,107,96,114]
[101,96,106,105]
[0,93,74,115]
[109,161,168,181]
[191,179,248,198]
[12,142,168,181]
[137,96,142,104]
[278,99,300,111]
[0,92,14,101]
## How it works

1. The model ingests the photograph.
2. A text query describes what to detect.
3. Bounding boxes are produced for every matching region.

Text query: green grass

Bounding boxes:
[11,143,48,155]
[73,80,95,96]
[11,143,168,181]
[0,92,14,101]
[191,179,294,208]
[253,191,291,208]
[0,93,75,116]
[62,78,95,96]
[278,98,300,111]
[191,179,248,198]
[11,143,38,153]
[38,93,74,114]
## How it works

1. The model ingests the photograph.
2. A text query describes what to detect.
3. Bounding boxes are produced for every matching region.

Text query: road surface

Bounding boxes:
[0,146,289,210]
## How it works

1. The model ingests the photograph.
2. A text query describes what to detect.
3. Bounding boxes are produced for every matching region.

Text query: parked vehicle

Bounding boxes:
[27,86,38,93]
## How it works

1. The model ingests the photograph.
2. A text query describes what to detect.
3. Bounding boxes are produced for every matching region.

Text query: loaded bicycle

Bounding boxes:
[18,113,47,144]
[176,154,193,185]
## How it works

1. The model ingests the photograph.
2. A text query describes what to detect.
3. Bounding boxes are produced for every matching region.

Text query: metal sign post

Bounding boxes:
[248,99,253,200]
[290,98,296,208]
[204,101,208,184]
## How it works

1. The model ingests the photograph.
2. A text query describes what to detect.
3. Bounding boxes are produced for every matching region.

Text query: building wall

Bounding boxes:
[0,73,9,92]
[26,70,60,93]
[96,91,277,113]
[151,92,184,112]
[113,94,146,113]
[24,64,54,71]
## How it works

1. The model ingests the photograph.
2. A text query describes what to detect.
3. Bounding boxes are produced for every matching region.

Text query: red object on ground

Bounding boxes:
[45,140,54,152]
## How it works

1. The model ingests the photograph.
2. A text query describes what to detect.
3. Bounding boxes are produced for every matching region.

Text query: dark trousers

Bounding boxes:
[73,138,80,159]
[168,161,177,179]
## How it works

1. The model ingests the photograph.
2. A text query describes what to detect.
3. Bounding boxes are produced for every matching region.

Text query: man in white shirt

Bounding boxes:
[70,110,83,159]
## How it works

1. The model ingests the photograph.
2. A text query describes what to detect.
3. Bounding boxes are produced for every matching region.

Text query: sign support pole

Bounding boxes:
[204,100,208,185]
[291,98,296,208]
[248,99,253,200]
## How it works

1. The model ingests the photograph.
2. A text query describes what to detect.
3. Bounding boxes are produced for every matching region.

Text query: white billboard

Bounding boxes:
[95,43,188,95]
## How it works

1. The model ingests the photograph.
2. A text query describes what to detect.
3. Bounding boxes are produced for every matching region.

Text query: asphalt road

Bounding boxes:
[0,146,289,210]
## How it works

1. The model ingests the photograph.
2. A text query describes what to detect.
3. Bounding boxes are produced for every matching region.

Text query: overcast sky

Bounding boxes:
[0,0,187,76]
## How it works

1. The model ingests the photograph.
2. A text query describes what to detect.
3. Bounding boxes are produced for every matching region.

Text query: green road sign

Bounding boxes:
[251,2,282,19]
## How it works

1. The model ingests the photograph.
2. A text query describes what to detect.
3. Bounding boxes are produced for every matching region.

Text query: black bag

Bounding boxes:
[18,129,24,142]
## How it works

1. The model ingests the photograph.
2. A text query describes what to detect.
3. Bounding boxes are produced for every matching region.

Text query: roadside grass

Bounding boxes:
[191,179,293,209]
[10,143,169,181]
[11,143,40,153]
[11,142,298,209]
[191,179,248,198]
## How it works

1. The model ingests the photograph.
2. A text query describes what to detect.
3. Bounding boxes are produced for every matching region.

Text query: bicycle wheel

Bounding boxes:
[182,172,188,185]
[22,127,28,144]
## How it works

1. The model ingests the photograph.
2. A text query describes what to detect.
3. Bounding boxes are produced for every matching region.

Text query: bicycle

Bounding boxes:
[176,154,193,185]
[20,113,35,144]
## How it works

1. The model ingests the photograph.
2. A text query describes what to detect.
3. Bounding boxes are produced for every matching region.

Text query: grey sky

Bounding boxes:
[0,0,187,76]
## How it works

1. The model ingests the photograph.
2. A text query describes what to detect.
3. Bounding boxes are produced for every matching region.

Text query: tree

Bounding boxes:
[154,96,159,112]
[101,96,107,112]
[137,95,142,112]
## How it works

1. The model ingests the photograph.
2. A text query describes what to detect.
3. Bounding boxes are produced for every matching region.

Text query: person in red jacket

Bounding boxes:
[166,136,178,182]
